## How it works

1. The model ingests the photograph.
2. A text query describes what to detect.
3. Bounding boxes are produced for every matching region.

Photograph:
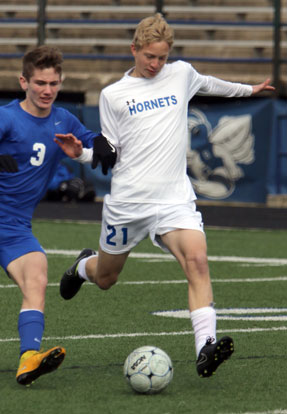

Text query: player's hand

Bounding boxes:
[252,78,275,95]
[92,134,117,175]
[0,154,18,172]
[54,133,83,158]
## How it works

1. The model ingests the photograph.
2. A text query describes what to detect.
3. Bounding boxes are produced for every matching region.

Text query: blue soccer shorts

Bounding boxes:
[0,220,45,273]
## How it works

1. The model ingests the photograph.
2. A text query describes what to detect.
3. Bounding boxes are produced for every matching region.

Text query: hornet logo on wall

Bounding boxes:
[187,109,255,199]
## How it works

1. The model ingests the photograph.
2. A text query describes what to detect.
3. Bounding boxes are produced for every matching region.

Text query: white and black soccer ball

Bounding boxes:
[123,345,173,394]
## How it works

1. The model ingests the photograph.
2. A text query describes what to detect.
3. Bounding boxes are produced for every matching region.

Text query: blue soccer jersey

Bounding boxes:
[0,100,96,221]
[0,100,97,270]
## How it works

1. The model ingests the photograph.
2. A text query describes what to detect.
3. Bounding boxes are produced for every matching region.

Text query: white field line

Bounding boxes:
[154,313,287,321]
[153,308,287,321]
[1,276,287,289]
[119,277,287,284]
[222,410,287,414]
[45,249,287,265]
[217,308,287,314]
[1,326,287,343]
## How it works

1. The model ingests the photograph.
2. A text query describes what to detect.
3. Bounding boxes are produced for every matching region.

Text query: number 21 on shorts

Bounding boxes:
[106,225,128,246]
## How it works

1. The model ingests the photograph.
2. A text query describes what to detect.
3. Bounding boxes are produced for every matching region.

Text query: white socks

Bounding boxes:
[190,306,216,357]
[77,255,97,281]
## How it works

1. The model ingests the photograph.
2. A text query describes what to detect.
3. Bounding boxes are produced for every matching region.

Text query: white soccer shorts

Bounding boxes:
[100,197,204,254]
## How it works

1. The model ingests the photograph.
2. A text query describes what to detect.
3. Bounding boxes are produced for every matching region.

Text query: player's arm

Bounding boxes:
[54,132,117,175]
[251,78,275,95]
[0,154,18,172]
[196,72,275,97]
[54,133,83,158]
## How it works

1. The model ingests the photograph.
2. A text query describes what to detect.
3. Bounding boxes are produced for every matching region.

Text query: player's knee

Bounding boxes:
[96,273,118,290]
[185,250,208,274]
[23,272,47,292]
[35,271,48,287]
[20,273,47,308]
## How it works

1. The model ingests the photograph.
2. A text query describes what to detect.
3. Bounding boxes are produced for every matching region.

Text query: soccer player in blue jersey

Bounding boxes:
[0,45,116,386]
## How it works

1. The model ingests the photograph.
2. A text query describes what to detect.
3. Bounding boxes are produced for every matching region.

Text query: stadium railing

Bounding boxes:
[0,2,286,96]
[1,4,286,58]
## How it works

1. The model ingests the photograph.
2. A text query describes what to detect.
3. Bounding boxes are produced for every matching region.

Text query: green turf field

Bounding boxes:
[1,220,287,414]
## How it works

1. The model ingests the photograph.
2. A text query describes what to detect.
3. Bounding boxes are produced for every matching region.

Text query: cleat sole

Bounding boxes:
[196,336,234,378]
[17,347,65,386]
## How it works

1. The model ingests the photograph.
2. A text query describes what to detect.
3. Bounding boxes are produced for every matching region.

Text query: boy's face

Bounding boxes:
[19,67,61,117]
[131,41,170,78]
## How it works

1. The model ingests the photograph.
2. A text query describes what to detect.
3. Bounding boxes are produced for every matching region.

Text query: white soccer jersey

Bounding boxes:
[99,60,252,204]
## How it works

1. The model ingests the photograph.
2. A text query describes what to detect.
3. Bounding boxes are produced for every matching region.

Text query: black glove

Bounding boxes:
[92,134,117,175]
[0,154,18,172]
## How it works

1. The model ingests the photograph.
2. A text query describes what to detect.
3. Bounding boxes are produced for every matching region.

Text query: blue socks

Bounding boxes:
[18,310,45,356]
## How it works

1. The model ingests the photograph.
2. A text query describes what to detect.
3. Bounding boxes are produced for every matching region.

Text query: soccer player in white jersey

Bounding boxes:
[0,46,116,386]
[59,14,275,377]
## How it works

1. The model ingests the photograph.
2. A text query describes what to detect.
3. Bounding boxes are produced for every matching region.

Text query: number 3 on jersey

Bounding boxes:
[30,143,46,166]
[106,225,128,246]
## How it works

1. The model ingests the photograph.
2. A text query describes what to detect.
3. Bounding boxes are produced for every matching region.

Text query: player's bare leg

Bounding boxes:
[7,252,48,311]
[60,247,129,299]
[160,229,212,310]
[8,253,66,385]
[86,247,129,290]
[160,229,234,377]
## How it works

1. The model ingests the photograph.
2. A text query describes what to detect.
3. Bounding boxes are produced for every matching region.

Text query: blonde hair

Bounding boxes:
[132,13,174,51]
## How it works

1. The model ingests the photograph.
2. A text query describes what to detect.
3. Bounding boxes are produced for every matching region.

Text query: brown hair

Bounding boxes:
[22,45,63,81]
[132,13,174,51]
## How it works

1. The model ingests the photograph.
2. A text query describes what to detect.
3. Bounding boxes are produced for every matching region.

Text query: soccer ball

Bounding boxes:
[123,345,173,394]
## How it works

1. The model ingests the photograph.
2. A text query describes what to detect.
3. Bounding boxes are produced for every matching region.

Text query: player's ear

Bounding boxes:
[19,75,28,91]
[130,43,137,56]
[59,74,63,88]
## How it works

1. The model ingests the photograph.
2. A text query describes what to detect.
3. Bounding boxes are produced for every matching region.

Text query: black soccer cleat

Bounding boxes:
[60,248,96,300]
[196,336,234,378]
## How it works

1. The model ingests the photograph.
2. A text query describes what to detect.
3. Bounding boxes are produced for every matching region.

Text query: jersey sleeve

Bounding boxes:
[195,74,253,97]
[65,110,97,148]
[0,107,12,144]
[179,61,253,98]
[99,90,120,147]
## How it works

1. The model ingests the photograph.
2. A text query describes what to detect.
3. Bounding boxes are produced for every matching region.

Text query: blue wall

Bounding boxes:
[186,98,286,202]
[73,98,286,203]
[1,97,286,203]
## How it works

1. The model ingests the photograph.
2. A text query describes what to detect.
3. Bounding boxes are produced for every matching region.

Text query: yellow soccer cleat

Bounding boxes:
[16,346,66,386]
